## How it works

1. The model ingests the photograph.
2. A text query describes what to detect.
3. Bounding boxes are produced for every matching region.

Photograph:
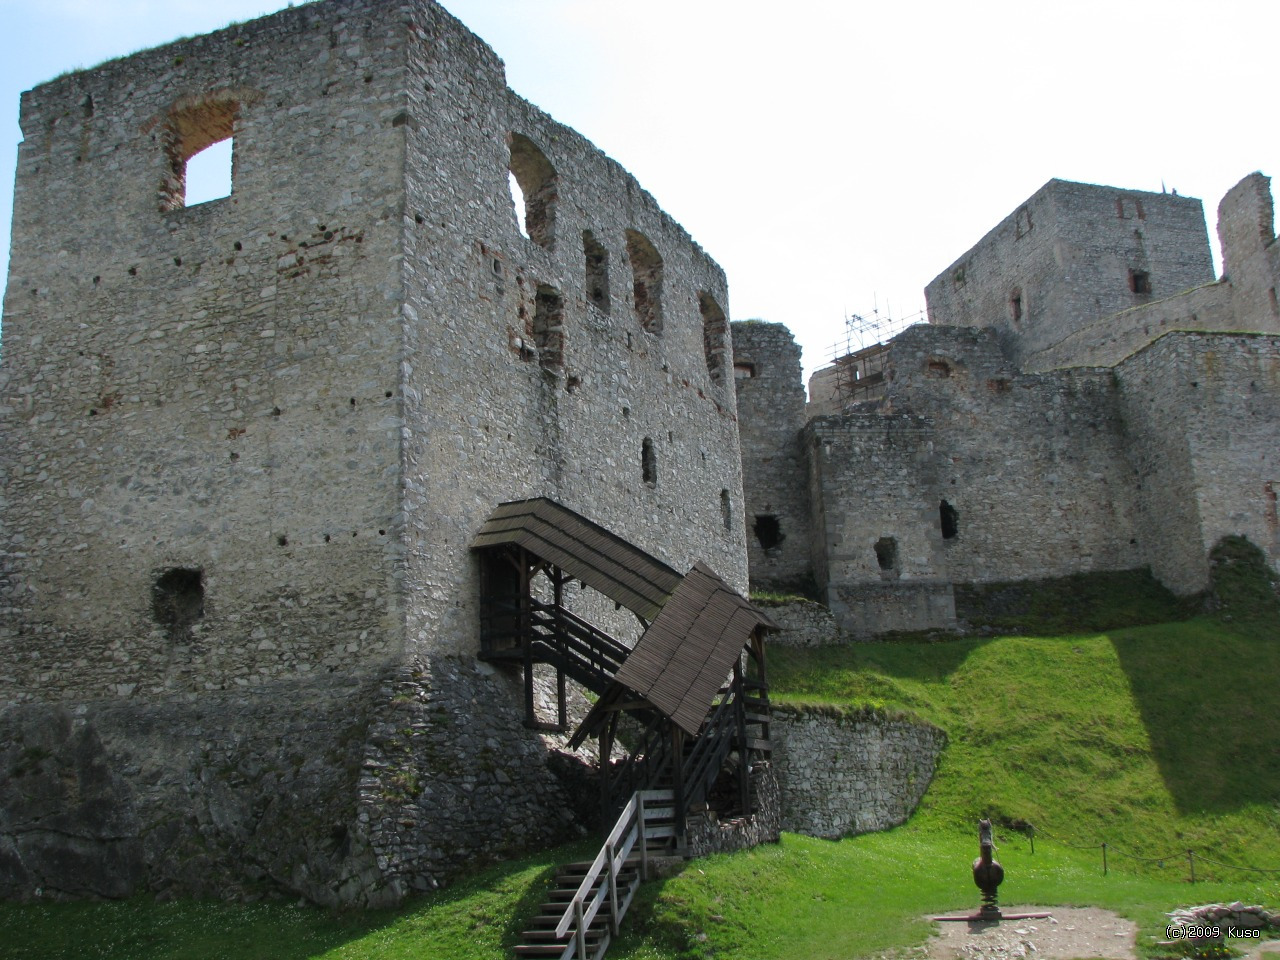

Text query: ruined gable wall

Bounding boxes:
[0,0,412,704]
[1219,172,1280,335]
[1117,332,1280,591]
[731,321,813,593]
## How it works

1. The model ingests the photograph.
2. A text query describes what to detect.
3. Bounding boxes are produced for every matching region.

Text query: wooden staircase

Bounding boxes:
[514,790,676,960]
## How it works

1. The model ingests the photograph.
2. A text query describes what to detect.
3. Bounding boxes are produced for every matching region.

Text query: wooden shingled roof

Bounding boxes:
[472,498,683,621]
[616,561,777,737]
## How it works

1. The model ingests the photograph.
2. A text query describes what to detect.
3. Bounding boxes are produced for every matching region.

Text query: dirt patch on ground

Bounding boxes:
[924,906,1138,960]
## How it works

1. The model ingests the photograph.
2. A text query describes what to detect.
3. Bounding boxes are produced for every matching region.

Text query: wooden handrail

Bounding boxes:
[552,788,675,954]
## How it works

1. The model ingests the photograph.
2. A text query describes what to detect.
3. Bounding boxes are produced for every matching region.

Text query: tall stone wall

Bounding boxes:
[926,180,1215,365]
[1117,331,1280,591]
[0,0,748,903]
[730,322,814,593]
[804,325,1143,634]
[0,0,410,705]
[884,325,1142,584]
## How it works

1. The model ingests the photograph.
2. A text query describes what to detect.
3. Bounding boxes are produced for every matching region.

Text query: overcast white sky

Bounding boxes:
[2,0,1277,382]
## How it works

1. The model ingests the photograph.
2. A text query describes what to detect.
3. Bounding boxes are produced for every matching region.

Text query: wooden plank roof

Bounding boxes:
[616,561,777,737]
[472,498,683,621]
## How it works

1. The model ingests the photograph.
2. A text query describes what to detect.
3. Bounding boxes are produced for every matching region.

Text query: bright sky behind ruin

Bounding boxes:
[2,0,1277,384]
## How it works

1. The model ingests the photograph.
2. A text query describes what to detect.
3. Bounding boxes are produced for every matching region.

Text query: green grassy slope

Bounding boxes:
[768,617,1280,870]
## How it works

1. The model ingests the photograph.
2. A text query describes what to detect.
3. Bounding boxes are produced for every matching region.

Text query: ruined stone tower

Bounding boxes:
[0,0,747,904]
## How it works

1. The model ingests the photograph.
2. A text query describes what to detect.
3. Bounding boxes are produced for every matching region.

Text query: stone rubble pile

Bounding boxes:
[1164,903,1280,943]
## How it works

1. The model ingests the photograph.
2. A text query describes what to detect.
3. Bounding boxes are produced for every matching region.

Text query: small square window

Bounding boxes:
[1130,270,1151,295]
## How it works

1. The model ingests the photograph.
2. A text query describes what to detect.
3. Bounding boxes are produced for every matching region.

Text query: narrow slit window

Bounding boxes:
[721,489,732,531]
[940,500,959,540]
[642,438,657,486]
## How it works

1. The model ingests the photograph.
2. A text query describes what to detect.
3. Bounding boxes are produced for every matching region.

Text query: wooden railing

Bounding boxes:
[554,789,675,960]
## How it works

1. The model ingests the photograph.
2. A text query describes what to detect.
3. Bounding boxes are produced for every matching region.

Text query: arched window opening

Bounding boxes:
[700,292,728,382]
[508,133,557,248]
[160,98,239,210]
[583,230,610,313]
[642,438,657,486]
[533,284,564,369]
[625,230,663,335]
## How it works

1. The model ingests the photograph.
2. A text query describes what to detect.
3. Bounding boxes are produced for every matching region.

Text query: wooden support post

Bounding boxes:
[519,549,535,727]
[671,726,686,847]
[733,659,750,815]
[606,840,619,934]
[575,899,587,960]
[553,567,567,731]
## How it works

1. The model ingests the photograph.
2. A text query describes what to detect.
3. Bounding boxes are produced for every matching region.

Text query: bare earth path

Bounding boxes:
[923,906,1138,960]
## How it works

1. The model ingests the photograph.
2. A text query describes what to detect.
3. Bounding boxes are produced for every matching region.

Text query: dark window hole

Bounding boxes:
[642,438,657,485]
[754,515,783,551]
[940,500,959,540]
[874,537,898,572]
[153,568,204,642]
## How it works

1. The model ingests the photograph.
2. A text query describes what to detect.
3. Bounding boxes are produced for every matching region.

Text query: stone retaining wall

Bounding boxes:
[771,704,945,838]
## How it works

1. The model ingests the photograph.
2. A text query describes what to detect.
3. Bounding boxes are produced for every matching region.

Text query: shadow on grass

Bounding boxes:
[1112,539,1280,816]
[1111,617,1280,816]
[0,837,601,960]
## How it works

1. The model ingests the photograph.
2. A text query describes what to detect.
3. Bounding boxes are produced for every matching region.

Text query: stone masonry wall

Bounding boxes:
[803,324,1142,634]
[0,0,410,704]
[771,705,946,838]
[1116,331,1280,590]
[731,322,814,593]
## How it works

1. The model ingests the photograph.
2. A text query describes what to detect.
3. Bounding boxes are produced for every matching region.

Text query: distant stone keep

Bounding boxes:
[0,0,752,904]
[738,175,1280,635]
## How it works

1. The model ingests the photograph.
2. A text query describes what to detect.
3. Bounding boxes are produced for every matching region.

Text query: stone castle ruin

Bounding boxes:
[1,0,1276,915]
[0,0,775,906]
[737,175,1280,635]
